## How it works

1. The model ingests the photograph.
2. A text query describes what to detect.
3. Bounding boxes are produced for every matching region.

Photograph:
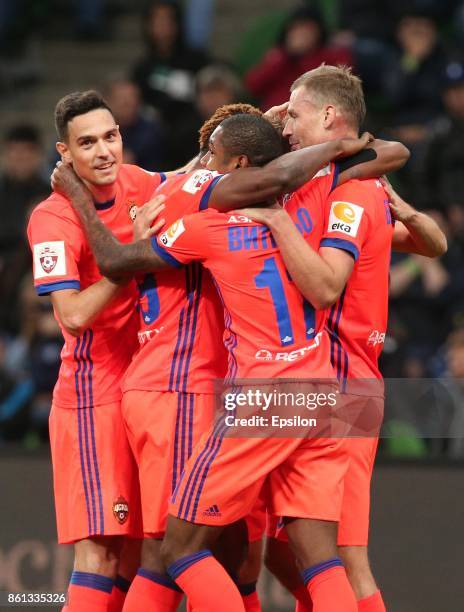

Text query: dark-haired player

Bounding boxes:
[27,90,171,612]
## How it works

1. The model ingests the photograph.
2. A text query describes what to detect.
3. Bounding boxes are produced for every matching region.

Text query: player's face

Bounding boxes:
[283,86,328,148]
[57,109,123,186]
[201,127,244,173]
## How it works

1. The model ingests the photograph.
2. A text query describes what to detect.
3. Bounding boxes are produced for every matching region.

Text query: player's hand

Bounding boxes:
[264,102,289,131]
[335,132,374,158]
[381,176,417,223]
[237,202,284,226]
[51,161,90,201]
[133,195,167,240]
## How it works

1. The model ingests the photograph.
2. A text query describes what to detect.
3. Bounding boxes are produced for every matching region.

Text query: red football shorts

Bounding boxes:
[268,395,384,546]
[49,401,142,544]
[122,390,215,537]
[245,493,267,543]
[169,419,350,527]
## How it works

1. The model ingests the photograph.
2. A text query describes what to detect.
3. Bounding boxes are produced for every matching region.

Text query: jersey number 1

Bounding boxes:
[255,256,315,347]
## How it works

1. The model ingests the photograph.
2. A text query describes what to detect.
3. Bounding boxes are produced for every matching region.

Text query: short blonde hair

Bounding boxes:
[292,64,366,129]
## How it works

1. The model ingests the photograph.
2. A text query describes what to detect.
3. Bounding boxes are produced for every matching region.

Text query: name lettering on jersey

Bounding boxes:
[327,201,364,237]
[254,333,321,361]
[228,226,277,251]
[227,208,312,252]
[33,241,66,279]
[182,170,216,194]
[159,219,185,247]
[367,330,386,346]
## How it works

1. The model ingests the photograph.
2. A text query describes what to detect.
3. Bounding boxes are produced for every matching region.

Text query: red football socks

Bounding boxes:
[168,550,245,612]
[122,570,183,611]
[66,572,113,612]
[303,559,357,612]
[358,590,386,612]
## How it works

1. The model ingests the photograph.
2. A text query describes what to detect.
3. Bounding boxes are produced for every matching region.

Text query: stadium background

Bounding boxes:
[0,1,463,610]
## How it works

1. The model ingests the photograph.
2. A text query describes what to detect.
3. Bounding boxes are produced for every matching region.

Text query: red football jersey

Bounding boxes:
[153,205,335,381]
[122,170,228,394]
[27,164,164,407]
[319,178,393,385]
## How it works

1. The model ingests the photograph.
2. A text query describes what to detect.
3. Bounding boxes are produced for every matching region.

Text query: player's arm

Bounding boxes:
[51,163,170,277]
[28,208,126,337]
[208,134,372,209]
[238,207,354,309]
[384,178,447,257]
[50,280,123,337]
[336,139,410,185]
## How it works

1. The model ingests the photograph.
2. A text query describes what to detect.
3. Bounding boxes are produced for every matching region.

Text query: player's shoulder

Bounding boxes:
[118,163,161,186]
[29,192,77,223]
[163,169,221,195]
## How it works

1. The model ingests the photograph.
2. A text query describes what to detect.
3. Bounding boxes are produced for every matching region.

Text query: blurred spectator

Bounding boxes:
[383,12,449,132]
[420,62,464,228]
[0,126,48,332]
[0,276,61,445]
[443,328,464,458]
[75,0,105,40]
[184,0,214,51]
[245,6,353,110]
[165,64,242,168]
[131,0,210,126]
[104,78,165,171]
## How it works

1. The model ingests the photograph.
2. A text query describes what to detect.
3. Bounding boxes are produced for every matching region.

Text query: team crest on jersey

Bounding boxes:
[112,496,129,524]
[40,247,58,273]
[182,170,215,194]
[159,218,185,247]
[327,201,364,237]
[33,241,66,279]
[128,203,138,222]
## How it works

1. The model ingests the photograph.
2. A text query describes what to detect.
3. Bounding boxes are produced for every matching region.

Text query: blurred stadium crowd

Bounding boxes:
[0,0,463,457]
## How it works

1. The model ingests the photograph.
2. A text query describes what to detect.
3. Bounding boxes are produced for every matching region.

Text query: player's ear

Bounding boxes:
[56,141,72,164]
[236,155,249,169]
[322,105,336,129]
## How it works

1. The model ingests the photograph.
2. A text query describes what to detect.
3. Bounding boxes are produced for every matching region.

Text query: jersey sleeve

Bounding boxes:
[158,170,224,221]
[151,211,213,267]
[320,181,373,261]
[137,166,167,201]
[27,207,84,296]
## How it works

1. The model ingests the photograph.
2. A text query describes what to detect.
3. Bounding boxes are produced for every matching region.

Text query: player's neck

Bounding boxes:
[86,181,117,205]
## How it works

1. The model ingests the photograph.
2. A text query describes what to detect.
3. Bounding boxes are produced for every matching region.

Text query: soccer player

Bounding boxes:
[27,90,170,612]
[240,65,447,612]
[51,117,396,610]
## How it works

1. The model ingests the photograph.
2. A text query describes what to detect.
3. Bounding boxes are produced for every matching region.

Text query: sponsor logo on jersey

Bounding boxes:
[182,170,216,194]
[128,203,138,221]
[227,214,252,224]
[255,349,273,361]
[203,504,221,517]
[254,333,321,361]
[33,241,66,279]
[159,219,185,247]
[327,201,364,237]
[112,496,129,524]
[367,330,386,346]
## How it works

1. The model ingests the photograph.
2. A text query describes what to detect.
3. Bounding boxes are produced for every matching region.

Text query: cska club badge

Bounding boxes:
[112,496,129,524]
[128,203,138,222]
[39,246,58,274]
